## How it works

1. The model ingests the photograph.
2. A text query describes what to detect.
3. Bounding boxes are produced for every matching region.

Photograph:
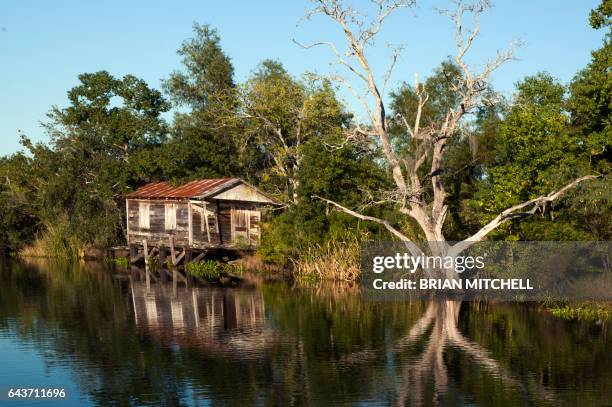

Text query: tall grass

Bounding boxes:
[18,219,83,261]
[291,234,361,282]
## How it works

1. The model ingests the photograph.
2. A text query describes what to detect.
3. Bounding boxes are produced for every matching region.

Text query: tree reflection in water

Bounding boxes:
[393,300,554,406]
[0,260,610,406]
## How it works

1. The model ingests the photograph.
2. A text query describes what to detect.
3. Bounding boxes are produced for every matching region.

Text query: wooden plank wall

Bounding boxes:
[218,202,261,245]
[191,208,221,245]
[127,199,189,247]
[219,202,233,244]
[127,199,263,248]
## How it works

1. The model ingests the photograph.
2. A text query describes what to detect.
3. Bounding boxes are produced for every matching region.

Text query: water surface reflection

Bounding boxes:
[131,280,275,358]
[0,260,610,406]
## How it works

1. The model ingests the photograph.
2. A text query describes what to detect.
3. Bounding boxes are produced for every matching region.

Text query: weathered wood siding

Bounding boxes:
[191,202,221,246]
[218,202,261,246]
[127,199,189,247]
[219,202,233,245]
[127,198,264,249]
[213,183,275,204]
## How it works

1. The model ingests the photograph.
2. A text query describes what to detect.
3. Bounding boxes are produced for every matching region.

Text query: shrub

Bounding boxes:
[185,260,223,280]
[185,260,243,281]
[106,256,129,268]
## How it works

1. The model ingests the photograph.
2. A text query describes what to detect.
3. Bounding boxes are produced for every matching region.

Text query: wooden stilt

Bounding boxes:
[158,245,166,270]
[129,244,142,264]
[170,268,188,285]
[192,251,206,263]
[143,239,149,266]
[173,250,185,266]
[170,237,177,265]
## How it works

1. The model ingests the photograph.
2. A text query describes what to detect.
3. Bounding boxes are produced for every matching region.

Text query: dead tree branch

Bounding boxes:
[312,195,424,256]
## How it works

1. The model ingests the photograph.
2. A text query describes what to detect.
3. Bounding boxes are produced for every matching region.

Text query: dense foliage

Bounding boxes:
[1,71,170,253]
[0,2,609,260]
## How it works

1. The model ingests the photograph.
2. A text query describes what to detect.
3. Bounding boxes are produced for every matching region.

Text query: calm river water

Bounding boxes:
[0,259,610,406]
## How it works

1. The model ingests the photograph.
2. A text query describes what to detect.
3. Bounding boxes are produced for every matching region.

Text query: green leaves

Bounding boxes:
[589,0,611,29]
[161,24,241,182]
[239,61,349,202]
[1,72,171,250]
[472,70,610,240]
[59,71,169,154]
[163,23,235,109]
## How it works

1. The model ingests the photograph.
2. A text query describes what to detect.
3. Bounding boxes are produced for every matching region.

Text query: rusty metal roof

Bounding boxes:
[126,178,240,199]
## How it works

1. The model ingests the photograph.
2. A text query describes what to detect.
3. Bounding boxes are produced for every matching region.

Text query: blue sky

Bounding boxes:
[0,0,604,155]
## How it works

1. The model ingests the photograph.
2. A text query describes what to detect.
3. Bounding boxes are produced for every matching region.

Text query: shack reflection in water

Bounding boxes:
[0,260,610,406]
[131,278,273,358]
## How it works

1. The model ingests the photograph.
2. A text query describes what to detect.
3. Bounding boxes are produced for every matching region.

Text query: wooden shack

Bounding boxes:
[126,178,278,251]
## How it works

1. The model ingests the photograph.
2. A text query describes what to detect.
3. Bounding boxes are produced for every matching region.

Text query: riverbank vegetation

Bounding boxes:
[544,301,612,321]
[185,260,243,283]
[0,2,609,283]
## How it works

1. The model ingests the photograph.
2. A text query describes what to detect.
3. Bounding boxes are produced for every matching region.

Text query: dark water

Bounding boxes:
[0,260,610,406]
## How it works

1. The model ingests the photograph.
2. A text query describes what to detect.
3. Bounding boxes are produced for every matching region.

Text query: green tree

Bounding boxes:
[589,0,611,29]
[0,153,40,252]
[471,1,611,241]
[238,61,350,203]
[475,73,609,240]
[258,134,393,262]
[564,0,612,239]
[568,0,611,175]
[15,71,170,250]
[162,24,243,180]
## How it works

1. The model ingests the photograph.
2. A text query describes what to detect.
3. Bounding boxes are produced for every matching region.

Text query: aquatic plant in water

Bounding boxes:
[185,260,242,281]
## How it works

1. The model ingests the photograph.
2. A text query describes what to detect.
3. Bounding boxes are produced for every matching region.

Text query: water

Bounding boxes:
[0,260,610,406]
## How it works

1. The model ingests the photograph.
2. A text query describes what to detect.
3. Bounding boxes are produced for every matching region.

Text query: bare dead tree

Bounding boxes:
[301,0,599,256]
